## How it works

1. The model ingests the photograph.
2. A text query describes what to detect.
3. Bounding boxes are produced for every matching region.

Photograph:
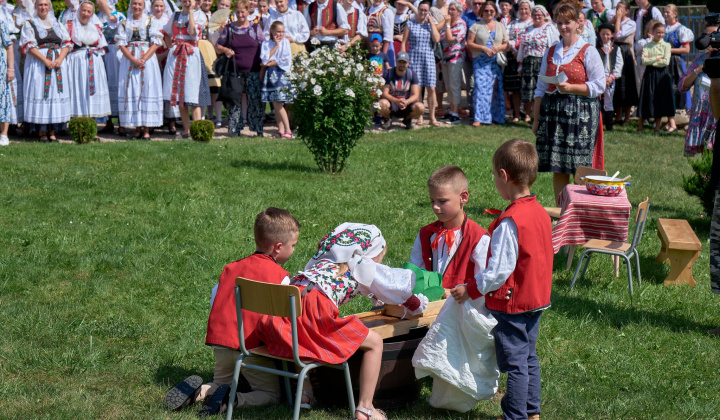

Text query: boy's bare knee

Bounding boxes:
[361,330,383,351]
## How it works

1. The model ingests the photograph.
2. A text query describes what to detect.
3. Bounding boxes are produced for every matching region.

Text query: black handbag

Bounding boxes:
[216,29,245,107]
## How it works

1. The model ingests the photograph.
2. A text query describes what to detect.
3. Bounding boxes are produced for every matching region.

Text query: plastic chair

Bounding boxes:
[226,277,356,420]
[569,197,650,296]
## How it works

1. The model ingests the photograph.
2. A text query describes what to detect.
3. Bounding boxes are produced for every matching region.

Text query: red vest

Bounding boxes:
[309,0,338,30]
[346,8,360,37]
[480,196,553,313]
[419,216,488,288]
[205,253,289,350]
[545,43,591,93]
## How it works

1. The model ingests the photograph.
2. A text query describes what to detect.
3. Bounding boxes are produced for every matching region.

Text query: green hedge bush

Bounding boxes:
[682,150,714,215]
[190,120,215,142]
[68,117,98,144]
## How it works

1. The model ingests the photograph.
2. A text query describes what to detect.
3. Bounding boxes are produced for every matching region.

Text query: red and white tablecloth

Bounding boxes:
[552,184,632,254]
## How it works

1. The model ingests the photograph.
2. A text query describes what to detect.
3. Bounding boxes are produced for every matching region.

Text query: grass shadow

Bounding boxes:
[153,363,214,388]
[551,292,710,333]
[229,159,317,173]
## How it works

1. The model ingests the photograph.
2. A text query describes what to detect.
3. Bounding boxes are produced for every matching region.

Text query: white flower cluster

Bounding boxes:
[287,45,385,101]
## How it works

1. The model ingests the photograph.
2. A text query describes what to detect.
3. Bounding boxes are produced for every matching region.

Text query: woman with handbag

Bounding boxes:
[215,0,265,137]
[401,0,441,127]
[466,1,507,127]
[116,0,164,139]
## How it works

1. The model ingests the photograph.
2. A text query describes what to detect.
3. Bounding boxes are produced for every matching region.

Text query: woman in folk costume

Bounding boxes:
[0,0,21,128]
[66,2,112,125]
[196,0,218,123]
[662,3,693,127]
[255,223,428,420]
[609,0,637,126]
[148,0,179,134]
[116,0,164,138]
[58,0,79,24]
[20,0,72,141]
[95,0,125,134]
[162,0,208,138]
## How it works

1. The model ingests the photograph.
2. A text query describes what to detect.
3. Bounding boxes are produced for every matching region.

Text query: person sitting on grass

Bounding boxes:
[255,223,429,420]
[377,51,424,130]
[452,139,553,420]
[164,207,303,416]
[410,165,490,299]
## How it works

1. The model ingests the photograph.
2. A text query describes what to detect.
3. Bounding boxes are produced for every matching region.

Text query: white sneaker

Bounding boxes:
[0,135,9,146]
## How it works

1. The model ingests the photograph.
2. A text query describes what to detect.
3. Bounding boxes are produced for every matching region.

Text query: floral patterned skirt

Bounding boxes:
[261,66,293,103]
[536,93,600,174]
[684,83,716,157]
[255,286,369,364]
[520,56,542,103]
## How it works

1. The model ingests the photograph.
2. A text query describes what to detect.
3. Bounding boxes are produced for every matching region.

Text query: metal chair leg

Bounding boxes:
[281,360,292,407]
[624,255,633,296]
[226,354,245,420]
[634,250,642,287]
[569,250,589,290]
[293,365,314,420]
[342,361,356,417]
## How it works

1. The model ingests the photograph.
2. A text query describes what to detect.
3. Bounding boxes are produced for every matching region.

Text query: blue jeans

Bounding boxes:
[492,310,542,420]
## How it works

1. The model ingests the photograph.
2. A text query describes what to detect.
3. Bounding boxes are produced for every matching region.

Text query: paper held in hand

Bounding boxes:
[539,71,568,85]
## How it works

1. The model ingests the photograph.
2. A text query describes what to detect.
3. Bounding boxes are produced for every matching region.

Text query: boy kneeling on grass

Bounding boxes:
[451,139,553,420]
[165,207,305,416]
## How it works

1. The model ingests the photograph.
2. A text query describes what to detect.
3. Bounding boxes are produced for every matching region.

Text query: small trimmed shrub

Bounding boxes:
[68,117,98,144]
[190,120,215,142]
[682,150,714,214]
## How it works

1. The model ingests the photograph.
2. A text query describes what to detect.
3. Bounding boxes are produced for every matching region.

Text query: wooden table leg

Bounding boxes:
[566,246,575,270]
[663,249,699,287]
[655,230,669,263]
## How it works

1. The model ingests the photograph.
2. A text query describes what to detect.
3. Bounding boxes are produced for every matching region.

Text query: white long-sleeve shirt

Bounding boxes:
[266,8,310,43]
[410,229,491,279]
[533,38,606,99]
[304,0,350,43]
[469,218,518,298]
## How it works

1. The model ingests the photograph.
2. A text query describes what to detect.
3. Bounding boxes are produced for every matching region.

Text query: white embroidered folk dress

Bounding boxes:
[115,14,164,127]
[66,16,112,119]
[162,9,206,106]
[20,15,73,125]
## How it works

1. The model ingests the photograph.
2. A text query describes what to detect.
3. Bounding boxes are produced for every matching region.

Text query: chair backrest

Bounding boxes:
[575,166,608,185]
[629,197,650,249]
[235,277,302,318]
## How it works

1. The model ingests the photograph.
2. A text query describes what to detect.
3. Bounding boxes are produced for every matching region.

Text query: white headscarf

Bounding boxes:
[531,5,550,22]
[126,0,147,19]
[146,0,177,19]
[71,1,104,46]
[304,223,386,288]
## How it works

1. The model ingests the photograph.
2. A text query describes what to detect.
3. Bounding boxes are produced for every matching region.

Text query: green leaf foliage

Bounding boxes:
[682,150,714,214]
[68,117,98,144]
[190,120,215,142]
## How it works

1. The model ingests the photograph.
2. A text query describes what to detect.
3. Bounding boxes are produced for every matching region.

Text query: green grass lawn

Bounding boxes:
[1,123,718,419]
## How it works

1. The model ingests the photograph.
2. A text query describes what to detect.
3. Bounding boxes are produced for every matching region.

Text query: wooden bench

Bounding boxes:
[655,218,702,286]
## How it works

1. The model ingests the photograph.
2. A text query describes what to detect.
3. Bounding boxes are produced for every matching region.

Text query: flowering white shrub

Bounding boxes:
[287,43,385,173]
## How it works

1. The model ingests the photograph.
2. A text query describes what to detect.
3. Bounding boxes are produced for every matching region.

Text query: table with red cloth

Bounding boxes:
[552,184,632,254]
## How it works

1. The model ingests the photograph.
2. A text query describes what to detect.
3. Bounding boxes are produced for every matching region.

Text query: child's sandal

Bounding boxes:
[165,375,203,411]
[355,406,387,420]
[198,384,229,417]
[282,132,294,139]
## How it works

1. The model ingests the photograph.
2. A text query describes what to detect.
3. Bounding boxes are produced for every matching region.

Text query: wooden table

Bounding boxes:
[355,300,444,339]
[552,185,632,271]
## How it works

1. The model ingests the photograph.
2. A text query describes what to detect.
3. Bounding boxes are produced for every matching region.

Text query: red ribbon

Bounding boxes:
[170,40,197,106]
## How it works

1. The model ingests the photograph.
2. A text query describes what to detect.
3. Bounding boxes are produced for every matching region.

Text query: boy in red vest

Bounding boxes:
[410,165,491,298]
[451,139,552,420]
[165,207,301,415]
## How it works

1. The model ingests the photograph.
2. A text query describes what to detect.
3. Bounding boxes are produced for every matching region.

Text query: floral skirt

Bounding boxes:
[684,83,716,157]
[536,93,600,174]
[255,286,369,364]
[261,66,293,103]
[520,56,542,103]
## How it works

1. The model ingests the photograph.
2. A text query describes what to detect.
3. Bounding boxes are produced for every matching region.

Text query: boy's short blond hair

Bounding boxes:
[427,165,469,193]
[493,139,538,187]
[254,207,301,249]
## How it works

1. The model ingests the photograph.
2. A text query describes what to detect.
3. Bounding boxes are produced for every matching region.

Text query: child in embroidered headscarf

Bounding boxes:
[255,223,428,420]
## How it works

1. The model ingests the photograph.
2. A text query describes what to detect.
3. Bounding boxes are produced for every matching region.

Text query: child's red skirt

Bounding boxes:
[255,287,369,364]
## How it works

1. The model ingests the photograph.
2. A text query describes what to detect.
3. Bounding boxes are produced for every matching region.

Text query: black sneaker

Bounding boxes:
[381,117,392,130]
[447,115,461,124]
[402,118,413,130]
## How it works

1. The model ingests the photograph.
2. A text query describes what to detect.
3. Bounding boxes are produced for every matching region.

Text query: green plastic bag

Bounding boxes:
[403,262,445,302]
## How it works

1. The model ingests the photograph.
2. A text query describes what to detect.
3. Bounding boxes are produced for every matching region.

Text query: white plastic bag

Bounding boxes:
[412,297,500,412]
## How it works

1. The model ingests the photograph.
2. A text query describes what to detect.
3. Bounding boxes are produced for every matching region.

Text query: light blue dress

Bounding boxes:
[0,20,13,123]
[473,30,504,124]
[407,19,436,88]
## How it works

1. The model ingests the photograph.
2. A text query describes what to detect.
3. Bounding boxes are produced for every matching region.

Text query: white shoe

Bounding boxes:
[215,120,222,127]
[0,135,9,146]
